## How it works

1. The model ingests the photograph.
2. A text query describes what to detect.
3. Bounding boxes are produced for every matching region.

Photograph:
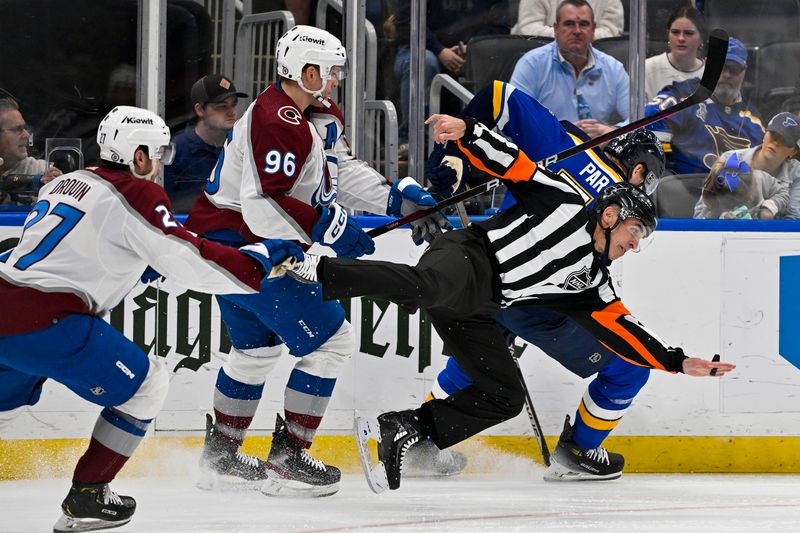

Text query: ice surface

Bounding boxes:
[3,471,800,532]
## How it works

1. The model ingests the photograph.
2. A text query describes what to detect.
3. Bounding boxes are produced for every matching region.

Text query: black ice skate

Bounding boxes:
[404,437,467,477]
[262,414,341,497]
[197,413,270,490]
[53,482,136,533]
[287,253,321,284]
[543,415,624,482]
[354,410,422,493]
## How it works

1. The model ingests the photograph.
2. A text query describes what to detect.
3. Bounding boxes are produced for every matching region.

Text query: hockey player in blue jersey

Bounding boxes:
[644,37,765,175]
[411,80,667,481]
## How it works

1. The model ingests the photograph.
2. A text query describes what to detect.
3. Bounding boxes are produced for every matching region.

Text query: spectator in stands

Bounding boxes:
[694,111,800,219]
[164,75,247,213]
[0,98,62,205]
[694,151,784,219]
[645,5,706,101]
[391,0,512,150]
[511,0,623,40]
[646,37,765,175]
[510,0,629,138]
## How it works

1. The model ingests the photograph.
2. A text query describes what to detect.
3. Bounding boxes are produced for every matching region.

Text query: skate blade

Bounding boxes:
[260,474,339,498]
[53,513,131,532]
[196,467,264,492]
[354,413,389,494]
[543,461,622,482]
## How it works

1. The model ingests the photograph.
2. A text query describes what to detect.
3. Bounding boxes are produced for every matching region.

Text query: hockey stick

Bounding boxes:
[366,178,500,238]
[539,28,729,168]
[510,351,551,466]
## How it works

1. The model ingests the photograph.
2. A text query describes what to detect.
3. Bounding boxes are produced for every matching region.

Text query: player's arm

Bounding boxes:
[429,114,538,183]
[566,300,734,376]
[124,182,264,294]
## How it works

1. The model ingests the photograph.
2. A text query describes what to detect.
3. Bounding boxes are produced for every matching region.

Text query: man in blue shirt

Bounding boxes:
[510,0,629,139]
[164,74,247,213]
[645,37,765,175]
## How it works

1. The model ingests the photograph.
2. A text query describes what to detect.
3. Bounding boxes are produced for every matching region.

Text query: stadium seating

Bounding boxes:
[704,0,800,47]
[651,173,706,218]
[594,35,629,68]
[463,34,552,93]
[751,41,800,119]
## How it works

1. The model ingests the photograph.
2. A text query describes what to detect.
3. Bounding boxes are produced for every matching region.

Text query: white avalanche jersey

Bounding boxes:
[186,81,392,244]
[0,167,263,336]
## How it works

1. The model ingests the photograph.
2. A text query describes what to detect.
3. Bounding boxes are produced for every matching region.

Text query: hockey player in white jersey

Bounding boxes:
[185,25,442,496]
[0,106,303,532]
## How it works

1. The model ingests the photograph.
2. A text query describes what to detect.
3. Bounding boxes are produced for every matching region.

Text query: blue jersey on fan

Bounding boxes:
[452,80,626,210]
[644,77,765,175]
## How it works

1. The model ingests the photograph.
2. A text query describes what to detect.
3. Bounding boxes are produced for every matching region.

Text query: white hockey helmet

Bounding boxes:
[276,25,347,105]
[97,106,174,169]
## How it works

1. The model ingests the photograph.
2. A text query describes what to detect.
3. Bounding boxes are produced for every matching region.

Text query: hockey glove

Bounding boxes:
[410,211,452,245]
[425,143,459,198]
[312,202,375,258]
[239,239,305,279]
[386,176,436,217]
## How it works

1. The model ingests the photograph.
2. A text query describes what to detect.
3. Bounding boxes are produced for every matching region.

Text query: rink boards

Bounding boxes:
[3,215,800,477]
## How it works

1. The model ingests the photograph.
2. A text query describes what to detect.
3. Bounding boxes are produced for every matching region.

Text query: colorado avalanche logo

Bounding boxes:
[277,105,302,125]
[563,266,592,291]
[311,165,337,207]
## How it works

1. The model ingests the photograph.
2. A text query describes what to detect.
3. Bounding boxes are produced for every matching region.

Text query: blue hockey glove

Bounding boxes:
[425,143,459,198]
[312,202,375,258]
[410,211,452,246]
[239,239,305,278]
[386,176,436,217]
[140,266,163,284]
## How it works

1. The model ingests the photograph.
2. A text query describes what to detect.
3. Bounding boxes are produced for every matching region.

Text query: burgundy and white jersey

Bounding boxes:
[307,105,390,215]
[0,167,263,335]
[186,82,392,244]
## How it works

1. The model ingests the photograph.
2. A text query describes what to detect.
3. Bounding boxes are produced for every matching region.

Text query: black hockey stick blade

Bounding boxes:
[540,28,729,168]
[367,178,500,238]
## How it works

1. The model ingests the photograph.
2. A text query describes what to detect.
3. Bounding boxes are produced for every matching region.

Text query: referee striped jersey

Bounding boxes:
[458,119,615,310]
[456,118,687,373]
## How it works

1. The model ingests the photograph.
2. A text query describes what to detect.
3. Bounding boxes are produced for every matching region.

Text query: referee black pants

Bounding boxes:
[319,228,525,448]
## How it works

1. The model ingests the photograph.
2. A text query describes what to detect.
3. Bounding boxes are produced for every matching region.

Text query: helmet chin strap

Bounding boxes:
[297,77,332,108]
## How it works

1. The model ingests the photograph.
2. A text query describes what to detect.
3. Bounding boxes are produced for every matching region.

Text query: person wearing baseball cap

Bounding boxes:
[645,36,766,175]
[694,111,800,219]
[165,74,249,212]
[713,37,748,107]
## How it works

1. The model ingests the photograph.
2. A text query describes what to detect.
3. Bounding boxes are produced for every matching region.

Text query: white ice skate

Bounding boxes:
[354,413,389,494]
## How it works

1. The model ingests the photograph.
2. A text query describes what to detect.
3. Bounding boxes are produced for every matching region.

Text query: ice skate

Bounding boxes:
[197,413,270,490]
[261,414,340,497]
[354,410,421,493]
[52,482,135,533]
[404,438,467,477]
[286,253,321,284]
[543,415,624,482]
